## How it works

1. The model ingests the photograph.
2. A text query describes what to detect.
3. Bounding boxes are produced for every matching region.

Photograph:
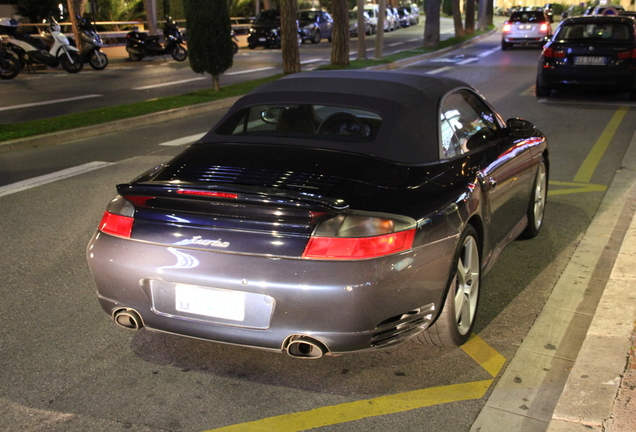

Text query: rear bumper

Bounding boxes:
[87,230,456,355]
[539,66,636,90]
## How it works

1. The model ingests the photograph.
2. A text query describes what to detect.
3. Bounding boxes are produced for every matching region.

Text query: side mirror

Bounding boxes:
[506,118,536,138]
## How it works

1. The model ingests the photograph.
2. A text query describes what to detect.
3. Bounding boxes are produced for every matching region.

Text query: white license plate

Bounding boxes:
[258,38,266,42]
[175,285,245,321]
[574,56,607,65]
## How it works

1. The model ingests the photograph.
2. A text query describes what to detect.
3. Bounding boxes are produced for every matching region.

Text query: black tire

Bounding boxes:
[128,52,143,61]
[520,156,548,239]
[629,90,636,101]
[501,41,511,50]
[232,42,239,55]
[535,81,551,97]
[60,51,83,73]
[248,43,256,50]
[171,45,188,61]
[88,51,108,70]
[311,30,321,44]
[417,225,481,347]
[0,53,20,80]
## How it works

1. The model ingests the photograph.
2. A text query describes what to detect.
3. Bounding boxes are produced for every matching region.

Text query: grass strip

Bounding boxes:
[0,26,492,143]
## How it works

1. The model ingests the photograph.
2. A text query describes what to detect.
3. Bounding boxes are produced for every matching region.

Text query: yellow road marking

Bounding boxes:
[461,334,507,377]
[573,106,628,183]
[204,335,504,431]
[548,181,607,196]
[205,380,493,432]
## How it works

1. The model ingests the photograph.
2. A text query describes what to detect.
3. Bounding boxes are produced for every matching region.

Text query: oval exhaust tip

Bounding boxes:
[286,336,328,359]
[113,309,143,330]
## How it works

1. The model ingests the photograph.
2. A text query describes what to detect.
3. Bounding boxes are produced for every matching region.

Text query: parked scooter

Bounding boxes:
[2,15,83,73]
[73,16,108,70]
[0,22,21,79]
[126,16,187,62]
[231,30,239,54]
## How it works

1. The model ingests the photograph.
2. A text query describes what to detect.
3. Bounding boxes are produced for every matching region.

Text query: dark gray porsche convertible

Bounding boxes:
[87,70,548,358]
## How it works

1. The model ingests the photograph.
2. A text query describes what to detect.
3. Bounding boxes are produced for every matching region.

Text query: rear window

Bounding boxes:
[510,12,546,23]
[254,11,280,24]
[216,104,382,141]
[556,23,633,41]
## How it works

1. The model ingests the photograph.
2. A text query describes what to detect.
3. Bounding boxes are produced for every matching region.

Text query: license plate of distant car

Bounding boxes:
[175,284,245,321]
[574,56,607,65]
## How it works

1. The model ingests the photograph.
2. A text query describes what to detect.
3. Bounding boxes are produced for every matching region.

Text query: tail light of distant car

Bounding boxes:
[542,47,566,59]
[540,23,548,33]
[302,213,416,260]
[617,49,636,59]
[502,23,511,33]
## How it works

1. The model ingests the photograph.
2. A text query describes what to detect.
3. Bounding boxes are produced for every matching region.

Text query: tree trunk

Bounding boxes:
[452,0,464,38]
[356,0,366,60]
[465,0,475,34]
[66,0,86,51]
[212,75,220,91]
[330,0,349,65]
[374,0,386,59]
[280,0,300,74]
[143,0,158,35]
[423,0,440,48]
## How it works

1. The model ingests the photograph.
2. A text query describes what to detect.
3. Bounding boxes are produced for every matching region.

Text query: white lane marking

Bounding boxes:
[427,66,454,75]
[159,133,206,146]
[0,95,103,112]
[478,48,499,57]
[301,58,323,64]
[457,58,479,65]
[0,162,115,197]
[134,77,208,90]
[388,42,404,47]
[225,66,276,76]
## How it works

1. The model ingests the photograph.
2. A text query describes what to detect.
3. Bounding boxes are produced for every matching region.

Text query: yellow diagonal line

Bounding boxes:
[461,333,507,377]
[205,380,493,432]
[548,181,607,196]
[574,106,628,183]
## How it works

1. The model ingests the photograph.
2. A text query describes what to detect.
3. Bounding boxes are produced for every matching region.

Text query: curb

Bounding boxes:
[0,96,240,153]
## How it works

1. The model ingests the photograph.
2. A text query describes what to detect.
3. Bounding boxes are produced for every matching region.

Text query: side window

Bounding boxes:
[439,90,500,160]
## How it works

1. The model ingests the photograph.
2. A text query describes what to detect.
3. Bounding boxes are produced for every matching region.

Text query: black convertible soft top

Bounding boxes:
[202,70,473,164]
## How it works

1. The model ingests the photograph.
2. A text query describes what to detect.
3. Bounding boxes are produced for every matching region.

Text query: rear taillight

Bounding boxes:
[97,195,137,238]
[543,47,565,58]
[302,213,416,259]
[503,23,511,33]
[540,23,548,33]
[617,49,636,59]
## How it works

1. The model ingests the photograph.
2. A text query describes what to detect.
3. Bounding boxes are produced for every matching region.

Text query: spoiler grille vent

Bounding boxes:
[162,164,340,193]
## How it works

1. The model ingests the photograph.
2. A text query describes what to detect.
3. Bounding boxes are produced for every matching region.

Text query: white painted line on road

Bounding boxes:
[388,42,404,47]
[457,58,479,65]
[406,38,419,42]
[159,133,206,146]
[0,162,115,198]
[225,67,276,76]
[478,48,499,57]
[427,66,453,75]
[300,58,323,64]
[0,95,103,112]
[134,77,208,90]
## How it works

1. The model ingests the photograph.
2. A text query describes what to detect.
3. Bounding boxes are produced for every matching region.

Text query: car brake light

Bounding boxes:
[543,47,565,58]
[97,195,139,238]
[503,23,511,33]
[302,213,416,259]
[540,23,548,32]
[98,211,133,238]
[617,49,636,59]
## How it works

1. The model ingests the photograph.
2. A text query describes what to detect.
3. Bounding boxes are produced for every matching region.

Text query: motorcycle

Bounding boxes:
[126,16,187,62]
[3,15,83,73]
[0,22,21,79]
[72,16,108,70]
[231,30,239,54]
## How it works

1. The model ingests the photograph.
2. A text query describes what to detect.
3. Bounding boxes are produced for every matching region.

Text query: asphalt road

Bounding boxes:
[1,31,635,432]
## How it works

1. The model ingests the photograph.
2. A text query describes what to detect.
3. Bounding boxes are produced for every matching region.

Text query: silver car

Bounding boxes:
[502,11,552,50]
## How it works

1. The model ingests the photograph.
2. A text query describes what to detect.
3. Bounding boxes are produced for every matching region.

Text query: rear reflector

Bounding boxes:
[99,211,133,238]
[177,190,238,199]
[302,229,415,259]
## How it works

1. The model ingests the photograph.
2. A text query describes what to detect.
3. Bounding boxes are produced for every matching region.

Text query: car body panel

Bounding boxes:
[502,10,552,48]
[298,9,333,43]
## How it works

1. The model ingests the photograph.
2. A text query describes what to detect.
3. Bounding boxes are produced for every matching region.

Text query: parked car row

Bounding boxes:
[247,5,420,49]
